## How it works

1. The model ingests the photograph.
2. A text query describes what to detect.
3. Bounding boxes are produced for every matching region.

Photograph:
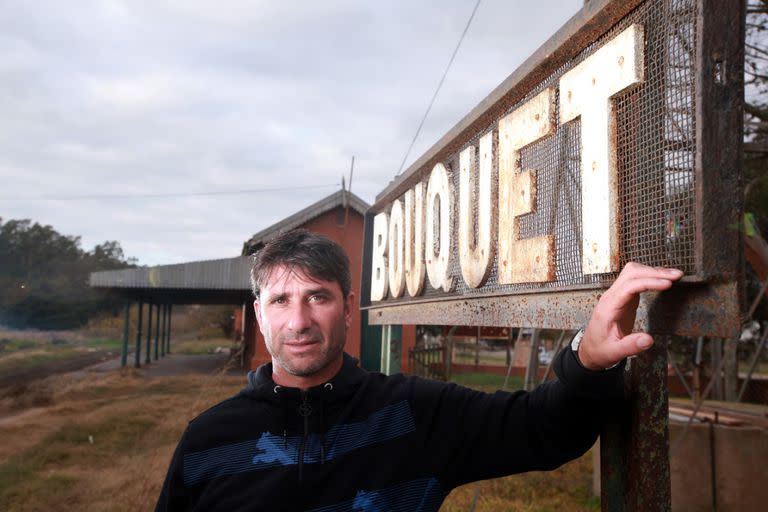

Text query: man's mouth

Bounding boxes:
[284,337,321,346]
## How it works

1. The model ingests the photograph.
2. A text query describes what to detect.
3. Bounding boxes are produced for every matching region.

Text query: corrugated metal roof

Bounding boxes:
[243,190,369,254]
[89,256,252,290]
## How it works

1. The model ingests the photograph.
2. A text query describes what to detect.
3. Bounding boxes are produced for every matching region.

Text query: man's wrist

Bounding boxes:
[570,329,621,371]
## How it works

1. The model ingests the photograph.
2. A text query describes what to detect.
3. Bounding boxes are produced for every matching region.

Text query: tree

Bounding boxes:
[0,217,135,329]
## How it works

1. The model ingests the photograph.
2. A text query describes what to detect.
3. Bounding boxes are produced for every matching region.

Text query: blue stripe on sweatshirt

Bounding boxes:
[307,477,445,512]
[183,400,416,486]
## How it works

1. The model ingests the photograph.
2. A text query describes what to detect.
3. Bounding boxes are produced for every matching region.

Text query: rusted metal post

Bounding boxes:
[524,329,541,391]
[121,303,130,368]
[145,301,153,365]
[694,0,744,282]
[693,336,704,402]
[474,326,480,367]
[710,338,723,400]
[723,337,738,401]
[601,340,671,511]
[134,300,143,369]
[506,328,513,367]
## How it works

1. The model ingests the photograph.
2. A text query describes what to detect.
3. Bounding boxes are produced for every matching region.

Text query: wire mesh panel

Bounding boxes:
[365,0,712,307]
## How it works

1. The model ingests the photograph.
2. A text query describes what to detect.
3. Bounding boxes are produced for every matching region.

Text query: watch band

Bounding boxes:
[571,328,621,371]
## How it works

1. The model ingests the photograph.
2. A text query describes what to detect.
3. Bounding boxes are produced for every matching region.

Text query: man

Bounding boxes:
[156,229,682,511]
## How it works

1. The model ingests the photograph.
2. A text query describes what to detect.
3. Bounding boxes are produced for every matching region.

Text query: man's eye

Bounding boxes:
[309,295,326,303]
[273,298,286,305]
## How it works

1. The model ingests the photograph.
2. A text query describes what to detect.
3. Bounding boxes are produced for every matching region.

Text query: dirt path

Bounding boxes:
[83,352,244,378]
[0,350,246,394]
[0,350,116,389]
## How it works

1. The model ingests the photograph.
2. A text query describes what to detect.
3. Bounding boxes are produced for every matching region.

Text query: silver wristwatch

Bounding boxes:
[570,328,585,354]
[571,328,620,370]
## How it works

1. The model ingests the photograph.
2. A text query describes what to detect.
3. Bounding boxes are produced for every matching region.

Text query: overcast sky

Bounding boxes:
[1,1,583,266]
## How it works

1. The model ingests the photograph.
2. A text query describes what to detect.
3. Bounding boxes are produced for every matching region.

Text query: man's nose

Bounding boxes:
[287,302,312,332]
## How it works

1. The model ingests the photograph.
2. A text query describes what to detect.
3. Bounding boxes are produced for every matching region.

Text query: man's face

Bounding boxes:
[254,264,353,387]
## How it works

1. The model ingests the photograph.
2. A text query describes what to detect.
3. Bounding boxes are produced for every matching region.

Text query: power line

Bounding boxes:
[0,183,337,201]
[395,0,483,176]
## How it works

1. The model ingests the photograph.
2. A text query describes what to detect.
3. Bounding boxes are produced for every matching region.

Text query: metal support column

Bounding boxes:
[524,329,541,391]
[601,340,671,511]
[134,300,144,368]
[166,304,172,354]
[121,302,130,368]
[711,338,723,401]
[154,302,161,361]
[145,302,153,365]
[160,304,166,358]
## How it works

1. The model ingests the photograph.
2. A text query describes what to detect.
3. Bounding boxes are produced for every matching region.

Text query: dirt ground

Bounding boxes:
[0,351,598,512]
[0,350,115,389]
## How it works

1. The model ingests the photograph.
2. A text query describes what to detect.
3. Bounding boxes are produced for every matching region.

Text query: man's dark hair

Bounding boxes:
[250,229,352,299]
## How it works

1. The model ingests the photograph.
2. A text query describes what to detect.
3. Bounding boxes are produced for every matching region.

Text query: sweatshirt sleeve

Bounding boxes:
[155,428,191,512]
[412,346,625,488]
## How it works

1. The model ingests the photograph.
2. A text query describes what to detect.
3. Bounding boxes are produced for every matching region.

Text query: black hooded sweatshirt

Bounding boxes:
[156,347,625,511]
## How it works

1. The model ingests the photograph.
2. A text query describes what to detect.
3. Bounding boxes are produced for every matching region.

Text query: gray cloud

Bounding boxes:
[1,0,580,265]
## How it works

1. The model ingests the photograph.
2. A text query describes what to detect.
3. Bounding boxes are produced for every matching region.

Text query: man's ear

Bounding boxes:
[344,292,355,329]
[253,299,265,335]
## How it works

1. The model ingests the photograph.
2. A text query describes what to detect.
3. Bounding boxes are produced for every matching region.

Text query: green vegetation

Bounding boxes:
[451,372,523,392]
[171,337,236,355]
[453,350,509,366]
[0,218,135,330]
[0,334,121,375]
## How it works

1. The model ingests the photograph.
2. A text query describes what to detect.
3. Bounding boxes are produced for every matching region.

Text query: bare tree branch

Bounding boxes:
[747,42,768,57]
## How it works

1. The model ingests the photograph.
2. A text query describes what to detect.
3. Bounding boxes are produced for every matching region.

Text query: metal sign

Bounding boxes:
[362,0,743,338]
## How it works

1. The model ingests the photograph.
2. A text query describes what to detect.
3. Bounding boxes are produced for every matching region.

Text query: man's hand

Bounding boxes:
[578,262,683,371]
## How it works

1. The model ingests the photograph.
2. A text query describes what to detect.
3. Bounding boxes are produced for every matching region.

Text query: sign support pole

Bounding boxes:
[600,340,671,511]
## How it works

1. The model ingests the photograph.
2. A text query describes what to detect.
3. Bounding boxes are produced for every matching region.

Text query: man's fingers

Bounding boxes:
[615,262,683,283]
[598,333,655,367]
[617,332,654,358]
[603,264,683,310]
[579,331,655,369]
[605,276,679,311]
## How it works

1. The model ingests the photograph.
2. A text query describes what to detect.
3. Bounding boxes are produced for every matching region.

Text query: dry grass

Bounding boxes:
[441,454,598,511]
[0,369,598,511]
[0,370,243,512]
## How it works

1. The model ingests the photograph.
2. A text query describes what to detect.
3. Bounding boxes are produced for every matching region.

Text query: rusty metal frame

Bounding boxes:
[694,0,744,283]
[368,280,740,338]
[361,0,744,340]
[360,1,745,511]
